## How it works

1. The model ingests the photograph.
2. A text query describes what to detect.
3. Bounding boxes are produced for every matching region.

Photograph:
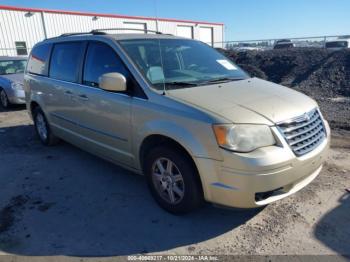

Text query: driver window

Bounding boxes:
[83,42,129,88]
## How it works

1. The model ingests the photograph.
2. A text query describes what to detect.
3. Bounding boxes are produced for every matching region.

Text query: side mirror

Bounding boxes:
[99,73,127,92]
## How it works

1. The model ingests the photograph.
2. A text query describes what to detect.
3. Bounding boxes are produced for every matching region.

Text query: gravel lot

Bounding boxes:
[0,106,349,258]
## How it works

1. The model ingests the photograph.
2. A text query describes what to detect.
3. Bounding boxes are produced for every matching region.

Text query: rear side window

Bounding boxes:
[83,42,129,87]
[27,43,51,76]
[49,42,84,83]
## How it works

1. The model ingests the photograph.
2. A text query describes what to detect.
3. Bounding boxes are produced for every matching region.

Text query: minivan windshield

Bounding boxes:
[119,39,249,90]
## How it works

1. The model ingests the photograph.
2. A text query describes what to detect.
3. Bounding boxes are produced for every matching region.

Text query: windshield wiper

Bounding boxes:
[166,81,199,87]
[154,81,199,89]
[201,77,243,85]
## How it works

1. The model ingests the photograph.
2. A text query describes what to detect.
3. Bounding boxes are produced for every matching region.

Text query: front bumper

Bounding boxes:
[7,89,25,104]
[195,121,331,208]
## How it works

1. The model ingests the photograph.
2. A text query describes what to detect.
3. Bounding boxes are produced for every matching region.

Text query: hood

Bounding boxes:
[0,73,24,83]
[167,78,317,125]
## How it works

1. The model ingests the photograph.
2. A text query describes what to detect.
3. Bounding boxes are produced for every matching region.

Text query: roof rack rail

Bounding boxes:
[90,28,164,35]
[45,28,169,40]
[59,31,107,37]
[44,30,106,40]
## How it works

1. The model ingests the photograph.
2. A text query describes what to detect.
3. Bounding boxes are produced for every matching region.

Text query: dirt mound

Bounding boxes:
[220,48,350,130]
[297,50,350,97]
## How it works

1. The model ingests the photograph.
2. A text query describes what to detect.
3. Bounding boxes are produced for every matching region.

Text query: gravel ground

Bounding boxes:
[0,106,349,258]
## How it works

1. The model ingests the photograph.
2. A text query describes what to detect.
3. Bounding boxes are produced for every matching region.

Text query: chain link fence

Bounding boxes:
[216,35,350,51]
[1,34,350,56]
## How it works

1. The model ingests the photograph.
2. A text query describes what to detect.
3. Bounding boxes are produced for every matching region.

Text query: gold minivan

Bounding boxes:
[24,30,330,214]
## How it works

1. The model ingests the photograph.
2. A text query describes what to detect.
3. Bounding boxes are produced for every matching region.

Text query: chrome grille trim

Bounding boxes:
[277,109,326,156]
[285,120,323,140]
[282,112,319,133]
[289,126,324,146]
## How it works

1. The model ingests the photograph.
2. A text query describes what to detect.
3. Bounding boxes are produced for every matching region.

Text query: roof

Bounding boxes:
[0,5,224,26]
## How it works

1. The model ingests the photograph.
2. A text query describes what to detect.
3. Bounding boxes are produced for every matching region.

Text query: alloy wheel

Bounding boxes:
[151,157,185,204]
[35,112,48,141]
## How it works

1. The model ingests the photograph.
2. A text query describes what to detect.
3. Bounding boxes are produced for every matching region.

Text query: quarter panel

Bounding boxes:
[25,74,52,118]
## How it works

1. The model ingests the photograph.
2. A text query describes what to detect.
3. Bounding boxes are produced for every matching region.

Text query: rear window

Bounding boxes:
[0,60,26,75]
[274,43,294,49]
[27,43,51,76]
[276,39,291,44]
[49,42,84,83]
[325,41,348,48]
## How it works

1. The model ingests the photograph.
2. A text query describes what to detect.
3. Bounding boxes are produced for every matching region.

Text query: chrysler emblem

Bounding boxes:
[304,113,311,121]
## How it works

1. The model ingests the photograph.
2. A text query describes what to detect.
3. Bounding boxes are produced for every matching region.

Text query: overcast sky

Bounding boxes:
[1,0,349,40]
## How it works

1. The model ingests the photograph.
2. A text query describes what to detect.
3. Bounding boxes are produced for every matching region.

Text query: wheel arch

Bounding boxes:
[139,134,204,194]
[30,100,40,113]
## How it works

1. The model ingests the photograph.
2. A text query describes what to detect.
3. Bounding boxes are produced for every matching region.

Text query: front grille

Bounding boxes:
[277,109,326,156]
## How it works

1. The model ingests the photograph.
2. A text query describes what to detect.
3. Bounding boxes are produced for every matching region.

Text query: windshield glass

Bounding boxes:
[0,60,27,75]
[119,39,249,90]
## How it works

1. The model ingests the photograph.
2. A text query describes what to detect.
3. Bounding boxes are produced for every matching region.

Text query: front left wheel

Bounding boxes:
[33,107,60,146]
[144,146,203,214]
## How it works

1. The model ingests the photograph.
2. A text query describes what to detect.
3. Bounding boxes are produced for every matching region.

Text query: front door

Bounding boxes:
[72,41,133,166]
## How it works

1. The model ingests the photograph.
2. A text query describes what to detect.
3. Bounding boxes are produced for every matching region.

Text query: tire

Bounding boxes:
[33,107,60,146]
[144,146,203,214]
[0,89,10,109]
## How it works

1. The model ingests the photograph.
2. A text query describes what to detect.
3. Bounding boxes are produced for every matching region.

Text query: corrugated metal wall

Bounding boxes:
[0,9,45,56]
[0,8,223,56]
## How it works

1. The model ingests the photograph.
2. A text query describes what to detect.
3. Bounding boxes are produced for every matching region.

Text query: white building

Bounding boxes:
[0,5,224,56]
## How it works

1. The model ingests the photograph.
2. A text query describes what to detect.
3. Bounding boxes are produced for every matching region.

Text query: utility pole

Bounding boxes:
[40,11,48,39]
[154,0,159,32]
[156,19,159,32]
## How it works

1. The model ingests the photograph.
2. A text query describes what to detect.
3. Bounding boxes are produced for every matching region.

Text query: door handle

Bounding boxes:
[78,94,89,101]
[64,90,73,95]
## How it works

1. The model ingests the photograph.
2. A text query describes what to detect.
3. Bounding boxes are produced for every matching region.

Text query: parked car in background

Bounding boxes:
[325,39,350,50]
[25,31,330,214]
[0,56,27,108]
[235,43,263,52]
[273,39,295,49]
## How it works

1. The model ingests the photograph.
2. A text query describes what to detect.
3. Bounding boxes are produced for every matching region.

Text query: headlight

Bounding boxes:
[11,82,24,90]
[212,124,276,152]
